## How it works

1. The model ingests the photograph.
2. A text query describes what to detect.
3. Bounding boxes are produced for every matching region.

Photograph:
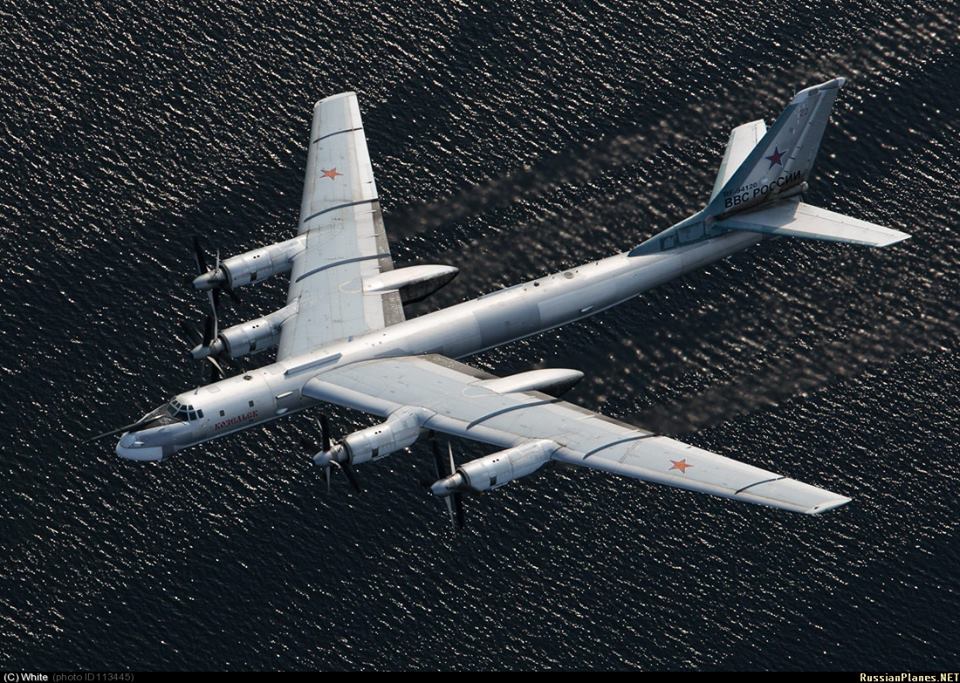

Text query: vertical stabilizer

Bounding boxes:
[631,78,853,256]
[707,77,845,217]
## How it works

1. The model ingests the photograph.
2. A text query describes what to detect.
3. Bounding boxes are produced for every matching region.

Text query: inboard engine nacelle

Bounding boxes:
[431,439,558,495]
[341,407,425,465]
[193,236,306,291]
[191,303,298,361]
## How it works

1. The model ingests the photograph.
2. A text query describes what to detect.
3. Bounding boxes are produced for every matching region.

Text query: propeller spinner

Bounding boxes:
[309,414,362,493]
[429,436,466,530]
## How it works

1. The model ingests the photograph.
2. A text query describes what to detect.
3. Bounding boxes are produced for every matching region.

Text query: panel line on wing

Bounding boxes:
[465,398,561,430]
[294,252,393,283]
[312,127,363,144]
[301,198,379,225]
[735,476,786,494]
[582,433,658,458]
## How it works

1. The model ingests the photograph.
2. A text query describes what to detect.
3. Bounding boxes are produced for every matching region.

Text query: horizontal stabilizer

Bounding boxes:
[710,119,767,202]
[717,200,910,247]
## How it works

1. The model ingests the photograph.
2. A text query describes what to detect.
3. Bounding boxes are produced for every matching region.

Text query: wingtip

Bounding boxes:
[792,77,847,103]
[806,495,852,515]
[314,91,358,108]
[873,231,912,248]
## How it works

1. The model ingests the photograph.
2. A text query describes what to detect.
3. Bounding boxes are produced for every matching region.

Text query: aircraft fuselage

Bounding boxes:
[116,231,762,461]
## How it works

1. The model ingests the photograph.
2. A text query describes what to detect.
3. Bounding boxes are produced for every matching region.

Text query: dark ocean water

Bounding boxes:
[1,0,958,670]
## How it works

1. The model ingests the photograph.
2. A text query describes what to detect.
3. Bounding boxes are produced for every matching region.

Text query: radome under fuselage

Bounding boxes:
[116,230,762,461]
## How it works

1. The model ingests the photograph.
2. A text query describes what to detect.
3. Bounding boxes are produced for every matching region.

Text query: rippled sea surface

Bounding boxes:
[1,0,958,670]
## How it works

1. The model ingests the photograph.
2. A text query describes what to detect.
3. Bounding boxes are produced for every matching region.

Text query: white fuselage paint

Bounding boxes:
[116,231,762,460]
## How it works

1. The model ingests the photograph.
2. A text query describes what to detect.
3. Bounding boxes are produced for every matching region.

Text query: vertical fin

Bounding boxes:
[706,77,846,217]
[630,78,848,256]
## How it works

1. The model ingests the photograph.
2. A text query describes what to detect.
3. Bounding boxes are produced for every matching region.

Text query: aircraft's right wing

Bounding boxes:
[304,354,851,515]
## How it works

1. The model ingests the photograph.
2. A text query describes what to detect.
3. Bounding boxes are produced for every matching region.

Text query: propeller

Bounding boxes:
[191,235,239,306]
[181,237,237,383]
[445,442,466,530]
[191,236,225,292]
[178,318,225,383]
[310,414,362,493]
[428,435,465,531]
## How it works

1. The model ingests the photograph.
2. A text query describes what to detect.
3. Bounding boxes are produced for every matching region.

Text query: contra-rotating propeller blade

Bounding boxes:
[311,414,361,494]
[179,318,226,384]
[191,236,231,297]
[447,442,465,530]
[426,441,466,530]
[191,235,209,276]
[430,431,444,480]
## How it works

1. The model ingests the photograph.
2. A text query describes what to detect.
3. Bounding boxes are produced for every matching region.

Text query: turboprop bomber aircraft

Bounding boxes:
[91,78,908,527]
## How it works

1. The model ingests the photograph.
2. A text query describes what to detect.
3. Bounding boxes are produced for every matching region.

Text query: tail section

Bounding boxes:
[708,77,845,217]
[631,77,910,256]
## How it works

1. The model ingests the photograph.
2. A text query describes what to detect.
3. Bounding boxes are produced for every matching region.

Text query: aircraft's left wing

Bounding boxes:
[277,92,404,361]
[304,355,851,515]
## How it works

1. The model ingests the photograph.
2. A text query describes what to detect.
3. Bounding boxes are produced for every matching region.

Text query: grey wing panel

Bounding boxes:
[277,92,404,361]
[305,355,850,514]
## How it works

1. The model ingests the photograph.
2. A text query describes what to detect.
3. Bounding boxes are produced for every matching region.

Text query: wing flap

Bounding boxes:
[718,200,910,247]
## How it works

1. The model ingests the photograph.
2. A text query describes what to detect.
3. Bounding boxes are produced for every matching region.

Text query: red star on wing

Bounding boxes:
[670,458,692,474]
[321,167,342,180]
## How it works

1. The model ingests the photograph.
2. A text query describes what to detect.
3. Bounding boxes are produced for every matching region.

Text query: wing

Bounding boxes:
[277,92,404,361]
[305,355,851,515]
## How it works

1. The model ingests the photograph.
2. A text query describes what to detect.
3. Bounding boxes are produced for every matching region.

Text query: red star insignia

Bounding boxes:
[670,459,692,474]
[321,167,342,180]
[765,146,785,169]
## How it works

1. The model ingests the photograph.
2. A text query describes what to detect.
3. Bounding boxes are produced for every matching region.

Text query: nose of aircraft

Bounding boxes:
[116,431,166,462]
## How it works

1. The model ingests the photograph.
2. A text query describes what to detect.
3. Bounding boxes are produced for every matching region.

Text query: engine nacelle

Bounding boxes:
[342,407,425,465]
[215,236,305,289]
[193,303,297,361]
[432,440,557,496]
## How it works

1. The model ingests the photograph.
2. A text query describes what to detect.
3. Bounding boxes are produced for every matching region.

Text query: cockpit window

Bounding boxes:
[166,399,198,421]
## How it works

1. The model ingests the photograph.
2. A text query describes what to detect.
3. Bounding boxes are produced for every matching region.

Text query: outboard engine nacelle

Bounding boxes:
[193,236,305,291]
[220,236,306,289]
[431,440,557,496]
[341,407,425,465]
